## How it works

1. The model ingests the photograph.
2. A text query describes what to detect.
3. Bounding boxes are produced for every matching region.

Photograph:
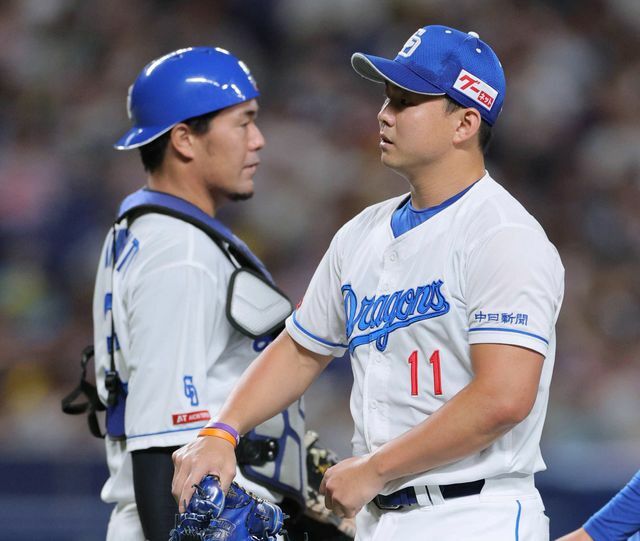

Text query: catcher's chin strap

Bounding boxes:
[60,345,106,438]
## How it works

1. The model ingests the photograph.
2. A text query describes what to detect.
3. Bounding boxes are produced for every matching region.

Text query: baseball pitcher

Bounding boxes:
[172,26,565,541]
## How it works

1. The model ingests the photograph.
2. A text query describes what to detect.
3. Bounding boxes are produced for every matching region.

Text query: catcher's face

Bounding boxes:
[193,99,265,203]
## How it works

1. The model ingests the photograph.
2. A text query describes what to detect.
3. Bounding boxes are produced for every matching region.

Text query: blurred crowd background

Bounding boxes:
[0,0,638,538]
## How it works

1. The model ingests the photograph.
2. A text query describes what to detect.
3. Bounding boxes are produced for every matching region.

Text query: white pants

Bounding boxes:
[106,502,145,541]
[356,478,549,541]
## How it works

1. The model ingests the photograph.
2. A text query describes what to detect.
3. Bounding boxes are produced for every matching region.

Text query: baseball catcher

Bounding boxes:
[170,475,286,541]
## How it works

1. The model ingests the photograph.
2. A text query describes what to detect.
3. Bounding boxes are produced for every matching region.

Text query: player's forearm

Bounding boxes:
[216,330,332,434]
[370,380,525,483]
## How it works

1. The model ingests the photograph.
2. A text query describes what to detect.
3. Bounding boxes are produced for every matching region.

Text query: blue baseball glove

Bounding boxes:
[169,475,286,541]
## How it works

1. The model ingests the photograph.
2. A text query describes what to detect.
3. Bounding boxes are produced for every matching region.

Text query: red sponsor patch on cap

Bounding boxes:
[453,69,498,111]
[172,410,211,425]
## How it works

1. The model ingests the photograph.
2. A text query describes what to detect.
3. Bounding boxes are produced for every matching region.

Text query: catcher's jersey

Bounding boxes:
[93,213,280,504]
[286,172,564,494]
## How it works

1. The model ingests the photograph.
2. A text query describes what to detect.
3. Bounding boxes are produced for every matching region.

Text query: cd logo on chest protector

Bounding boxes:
[342,281,450,352]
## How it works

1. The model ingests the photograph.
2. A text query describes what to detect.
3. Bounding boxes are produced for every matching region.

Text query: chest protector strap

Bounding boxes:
[117,188,273,278]
[61,346,106,438]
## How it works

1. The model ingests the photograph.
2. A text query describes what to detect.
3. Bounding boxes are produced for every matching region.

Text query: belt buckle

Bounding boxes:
[373,495,403,511]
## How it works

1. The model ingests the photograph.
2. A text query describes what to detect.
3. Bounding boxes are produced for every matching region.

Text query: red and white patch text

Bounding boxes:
[453,69,498,111]
[172,410,211,425]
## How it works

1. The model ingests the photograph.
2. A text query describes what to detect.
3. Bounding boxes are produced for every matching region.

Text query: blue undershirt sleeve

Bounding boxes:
[584,470,640,541]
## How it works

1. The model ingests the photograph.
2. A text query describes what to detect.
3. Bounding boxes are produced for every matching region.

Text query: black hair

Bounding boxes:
[138,110,219,173]
[444,96,493,154]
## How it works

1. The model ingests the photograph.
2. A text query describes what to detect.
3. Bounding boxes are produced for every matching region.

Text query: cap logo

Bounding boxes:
[398,28,425,58]
[453,69,498,110]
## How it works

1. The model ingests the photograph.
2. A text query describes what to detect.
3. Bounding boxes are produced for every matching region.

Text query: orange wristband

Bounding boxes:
[198,427,238,448]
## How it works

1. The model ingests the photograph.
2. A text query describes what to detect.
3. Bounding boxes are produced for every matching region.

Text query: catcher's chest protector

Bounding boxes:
[117,189,308,511]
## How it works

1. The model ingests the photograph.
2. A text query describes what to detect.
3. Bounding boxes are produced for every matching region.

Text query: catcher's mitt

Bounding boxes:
[169,475,286,541]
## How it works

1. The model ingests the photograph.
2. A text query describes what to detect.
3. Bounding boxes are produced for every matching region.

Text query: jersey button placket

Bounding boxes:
[362,344,375,451]
[379,248,396,293]
[371,251,396,447]
[369,350,390,447]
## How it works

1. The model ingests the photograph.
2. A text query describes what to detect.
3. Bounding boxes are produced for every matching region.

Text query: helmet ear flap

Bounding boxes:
[114,47,260,151]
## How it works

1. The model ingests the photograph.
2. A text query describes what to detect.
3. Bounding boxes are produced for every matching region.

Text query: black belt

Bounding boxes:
[373,479,485,510]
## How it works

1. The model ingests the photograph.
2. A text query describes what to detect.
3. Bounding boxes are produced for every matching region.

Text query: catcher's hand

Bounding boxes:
[169,475,286,541]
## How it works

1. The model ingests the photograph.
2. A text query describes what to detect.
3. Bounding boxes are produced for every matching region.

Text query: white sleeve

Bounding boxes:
[465,226,564,356]
[124,262,221,451]
[285,229,348,358]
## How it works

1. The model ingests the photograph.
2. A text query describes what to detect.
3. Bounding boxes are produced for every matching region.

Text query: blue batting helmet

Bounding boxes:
[114,47,259,150]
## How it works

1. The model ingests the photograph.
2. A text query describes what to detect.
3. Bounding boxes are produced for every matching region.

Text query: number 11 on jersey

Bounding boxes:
[408,350,443,396]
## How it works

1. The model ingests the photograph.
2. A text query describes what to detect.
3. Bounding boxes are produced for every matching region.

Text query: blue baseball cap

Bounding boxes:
[351,25,506,125]
[115,47,259,150]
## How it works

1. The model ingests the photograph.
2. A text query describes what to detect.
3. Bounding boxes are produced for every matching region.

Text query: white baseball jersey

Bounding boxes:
[93,213,280,519]
[286,172,564,495]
